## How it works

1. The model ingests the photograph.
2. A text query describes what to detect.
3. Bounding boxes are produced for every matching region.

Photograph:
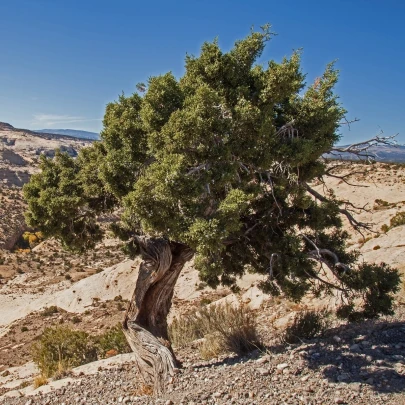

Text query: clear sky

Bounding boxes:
[1,0,404,144]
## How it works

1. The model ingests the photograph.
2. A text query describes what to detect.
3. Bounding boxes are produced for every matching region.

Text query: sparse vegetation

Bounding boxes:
[390,211,405,229]
[41,306,59,317]
[32,326,96,378]
[94,324,131,358]
[283,310,331,344]
[169,303,260,358]
[32,324,131,378]
[71,316,81,324]
[381,224,390,233]
[33,375,48,388]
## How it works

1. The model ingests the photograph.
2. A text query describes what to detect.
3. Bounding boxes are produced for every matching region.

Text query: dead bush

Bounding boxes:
[199,333,224,360]
[198,303,260,355]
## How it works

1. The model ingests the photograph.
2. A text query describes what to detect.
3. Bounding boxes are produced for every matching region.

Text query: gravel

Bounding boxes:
[1,317,405,405]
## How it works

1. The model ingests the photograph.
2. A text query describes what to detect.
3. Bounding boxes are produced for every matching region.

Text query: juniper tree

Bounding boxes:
[24,26,400,394]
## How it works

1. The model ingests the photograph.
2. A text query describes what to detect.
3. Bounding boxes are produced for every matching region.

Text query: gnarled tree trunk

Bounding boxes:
[122,237,193,395]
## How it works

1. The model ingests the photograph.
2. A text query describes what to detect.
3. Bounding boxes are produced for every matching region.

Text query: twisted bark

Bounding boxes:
[122,237,193,395]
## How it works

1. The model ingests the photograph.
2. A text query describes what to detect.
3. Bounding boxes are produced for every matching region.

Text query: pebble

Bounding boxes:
[334,398,346,404]
[350,344,361,352]
[276,363,289,370]
[256,367,270,376]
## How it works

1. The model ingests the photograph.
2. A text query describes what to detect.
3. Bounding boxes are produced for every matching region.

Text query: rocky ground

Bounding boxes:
[1,306,404,405]
[0,298,127,370]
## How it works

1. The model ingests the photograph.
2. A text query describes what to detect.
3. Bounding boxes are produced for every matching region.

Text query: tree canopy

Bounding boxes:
[24,26,400,321]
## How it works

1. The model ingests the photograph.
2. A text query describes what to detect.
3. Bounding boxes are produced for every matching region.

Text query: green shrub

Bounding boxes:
[32,326,96,378]
[390,211,405,228]
[21,326,29,332]
[71,316,81,324]
[283,310,330,344]
[95,324,131,358]
[41,306,59,317]
[381,224,389,233]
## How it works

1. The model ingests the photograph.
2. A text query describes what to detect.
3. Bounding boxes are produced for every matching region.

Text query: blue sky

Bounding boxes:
[1,0,404,144]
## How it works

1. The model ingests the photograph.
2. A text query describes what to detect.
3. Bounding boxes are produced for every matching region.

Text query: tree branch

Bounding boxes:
[329,131,398,162]
[304,183,373,232]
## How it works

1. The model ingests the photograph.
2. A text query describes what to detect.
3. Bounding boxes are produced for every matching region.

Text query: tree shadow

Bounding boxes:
[266,319,405,394]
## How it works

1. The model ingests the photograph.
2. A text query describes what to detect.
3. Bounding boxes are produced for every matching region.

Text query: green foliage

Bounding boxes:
[32,325,131,378]
[41,306,59,317]
[283,310,330,343]
[390,211,405,228]
[381,224,390,233]
[94,324,132,358]
[23,26,399,320]
[32,326,96,378]
[23,146,116,252]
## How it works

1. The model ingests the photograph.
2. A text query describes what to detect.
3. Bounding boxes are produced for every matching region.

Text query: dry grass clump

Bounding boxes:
[168,313,204,348]
[283,310,331,344]
[134,383,153,396]
[33,374,48,388]
[169,302,260,359]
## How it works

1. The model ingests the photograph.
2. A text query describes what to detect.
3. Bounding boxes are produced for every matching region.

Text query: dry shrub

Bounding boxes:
[41,306,59,317]
[33,375,48,388]
[283,310,330,344]
[198,303,260,355]
[199,333,224,360]
[134,383,153,396]
[169,302,260,358]
[168,313,204,348]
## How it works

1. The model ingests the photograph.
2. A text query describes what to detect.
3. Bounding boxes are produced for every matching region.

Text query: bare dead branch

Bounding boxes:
[338,117,360,130]
[329,131,398,162]
[304,183,373,233]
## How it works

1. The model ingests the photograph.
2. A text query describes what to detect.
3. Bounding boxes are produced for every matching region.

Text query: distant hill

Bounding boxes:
[0,122,15,131]
[324,145,405,164]
[35,129,100,140]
